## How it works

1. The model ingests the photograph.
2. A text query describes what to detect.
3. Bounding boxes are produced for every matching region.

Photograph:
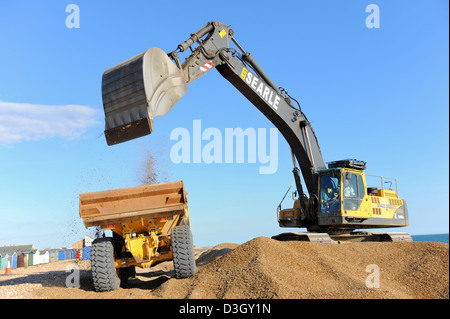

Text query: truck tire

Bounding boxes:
[172,225,197,279]
[91,237,120,292]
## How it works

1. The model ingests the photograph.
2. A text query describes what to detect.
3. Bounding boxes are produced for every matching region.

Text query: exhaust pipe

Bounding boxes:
[102,47,188,145]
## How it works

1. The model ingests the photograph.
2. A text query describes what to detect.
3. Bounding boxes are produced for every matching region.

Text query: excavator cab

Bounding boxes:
[278,159,409,233]
[317,165,409,230]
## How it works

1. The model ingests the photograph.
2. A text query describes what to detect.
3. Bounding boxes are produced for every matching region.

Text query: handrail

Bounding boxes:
[365,174,398,196]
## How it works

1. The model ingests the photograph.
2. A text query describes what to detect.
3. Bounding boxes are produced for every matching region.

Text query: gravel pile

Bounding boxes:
[1,237,447,299]
[155,237,449,299]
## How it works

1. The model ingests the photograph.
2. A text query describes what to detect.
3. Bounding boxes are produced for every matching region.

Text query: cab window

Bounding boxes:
[319,174,340,214]
[343,173,365,210]
[358,174,365,199]
[343,174,358,198]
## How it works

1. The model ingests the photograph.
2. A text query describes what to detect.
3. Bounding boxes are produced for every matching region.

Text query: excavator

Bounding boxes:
[101,21,412,243]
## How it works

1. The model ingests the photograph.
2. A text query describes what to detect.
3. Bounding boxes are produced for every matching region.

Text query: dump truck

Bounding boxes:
[98,20,412,246]
[79,181,196,291]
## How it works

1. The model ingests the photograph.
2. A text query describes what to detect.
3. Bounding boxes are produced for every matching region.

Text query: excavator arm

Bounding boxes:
[102,21,325,200]
[179,22,326,194]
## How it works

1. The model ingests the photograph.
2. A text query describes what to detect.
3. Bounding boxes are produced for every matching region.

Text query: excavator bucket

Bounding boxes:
[102,47,188,146]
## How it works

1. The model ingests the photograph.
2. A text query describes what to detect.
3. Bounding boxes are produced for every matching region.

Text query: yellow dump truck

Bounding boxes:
[79,180,196,292]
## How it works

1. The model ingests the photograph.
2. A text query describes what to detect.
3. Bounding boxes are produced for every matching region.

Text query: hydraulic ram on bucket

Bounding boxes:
[102,47,188,145]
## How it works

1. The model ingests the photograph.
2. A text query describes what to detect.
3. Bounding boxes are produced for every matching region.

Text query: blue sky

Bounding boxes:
[0,0,448,249]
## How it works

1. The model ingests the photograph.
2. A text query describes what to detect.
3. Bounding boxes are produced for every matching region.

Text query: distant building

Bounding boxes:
[71,235,94,249]
[0,244,34,256]
[85,235,93,247]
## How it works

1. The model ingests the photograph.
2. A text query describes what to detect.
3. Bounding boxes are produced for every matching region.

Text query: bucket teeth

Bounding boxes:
[104,118,153,146]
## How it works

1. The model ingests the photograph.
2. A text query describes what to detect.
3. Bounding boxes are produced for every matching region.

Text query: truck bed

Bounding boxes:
[79,181,188,228]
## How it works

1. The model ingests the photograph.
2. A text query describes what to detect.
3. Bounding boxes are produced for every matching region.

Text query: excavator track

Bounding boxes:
[272,231,413,243]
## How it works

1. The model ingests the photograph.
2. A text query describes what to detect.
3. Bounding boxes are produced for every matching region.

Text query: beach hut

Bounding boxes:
[49,250,57,263]
[23,252,30,268]
[28,249,39,266]
[10,252,17,269]
[58,250,66,261]
[17,253,28,268]
[27,251,35,266]
[39,251,49,264]
[33,250,41,265]
[82,246,91,260]
[0,253,9,270]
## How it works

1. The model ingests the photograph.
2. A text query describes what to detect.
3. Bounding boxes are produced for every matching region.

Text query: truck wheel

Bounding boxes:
[91,238,120,291]
[172,225,197,279]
